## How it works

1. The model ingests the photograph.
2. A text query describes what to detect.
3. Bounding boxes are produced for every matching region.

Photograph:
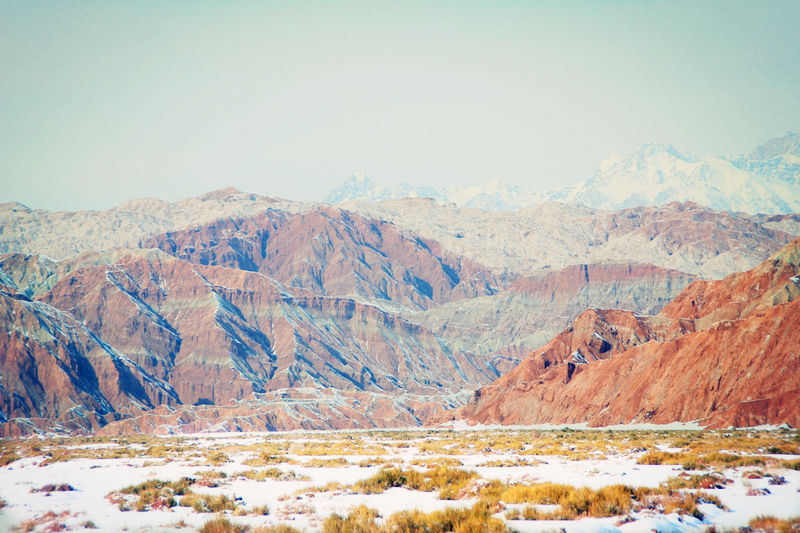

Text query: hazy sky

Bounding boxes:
[2,1,799,211]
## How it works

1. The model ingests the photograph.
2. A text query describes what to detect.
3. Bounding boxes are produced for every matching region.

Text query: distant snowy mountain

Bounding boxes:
[326,172,443,204]
[729,131,800,186]
[540,132,800,213]
[326,133,800,214]
[326,174,537,211]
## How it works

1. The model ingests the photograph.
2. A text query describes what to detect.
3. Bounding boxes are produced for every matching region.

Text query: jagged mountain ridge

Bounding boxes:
[327,132,800,214]
[444,238,800,428]
[346,200,796,279]
[0,188,309,260]
[140,207,501,312]
[1,186,795,280]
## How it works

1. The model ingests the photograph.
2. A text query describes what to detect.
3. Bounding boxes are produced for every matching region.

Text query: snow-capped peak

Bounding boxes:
[324,133,800,214]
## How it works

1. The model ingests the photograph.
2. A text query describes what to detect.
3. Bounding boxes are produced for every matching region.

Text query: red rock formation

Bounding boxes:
[1,248,497,435]
[447,238,800,428]
[0,284,180,435]
[142,207,500,310]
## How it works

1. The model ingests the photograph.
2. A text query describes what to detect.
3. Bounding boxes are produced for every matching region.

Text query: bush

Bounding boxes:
[250,526,303,533]
[387,501,508,533]
[352,466,476,495]
[199,516,246,533]
[637,450,764,469]
[782,458,800,470]
[111,478,192,511]
[0,452,20,467]
[179,492,235,513]
[748,515,800,533]
[237,468,308,481]
[322,502,510,533]
[323,505,381,533]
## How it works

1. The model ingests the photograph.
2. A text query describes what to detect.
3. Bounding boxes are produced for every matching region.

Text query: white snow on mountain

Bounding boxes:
[326,132,800,214]
[541,133,800,213]
[326,172,444,205]
[326,173,536,211]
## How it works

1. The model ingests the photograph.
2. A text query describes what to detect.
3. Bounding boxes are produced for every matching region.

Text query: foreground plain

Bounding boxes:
[1,429,799,532]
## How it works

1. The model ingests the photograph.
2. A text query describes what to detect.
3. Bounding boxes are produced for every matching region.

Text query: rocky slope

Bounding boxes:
[404,263,695,363]
[141,207,500,311]
[2,187,794,281]
[0,282,180,433]
[0,188,309,260]
[447,238,800,428]
[0,249,496,435]
[347,200,796,279]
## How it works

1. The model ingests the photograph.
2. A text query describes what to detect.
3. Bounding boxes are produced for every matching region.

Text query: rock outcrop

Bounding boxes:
[447,238,800,428]
[405,262,695,360]
[0,249,496,435]
[141,207,500,311]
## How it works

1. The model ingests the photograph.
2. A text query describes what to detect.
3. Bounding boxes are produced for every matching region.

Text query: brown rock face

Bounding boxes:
[449,238,800,428]
[0,285,180,434]
[142,207,500,311]
[407,262,695,363]
[1,248,498,435]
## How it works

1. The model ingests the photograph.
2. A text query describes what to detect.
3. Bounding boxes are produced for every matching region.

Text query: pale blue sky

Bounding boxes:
[2,1,799,211]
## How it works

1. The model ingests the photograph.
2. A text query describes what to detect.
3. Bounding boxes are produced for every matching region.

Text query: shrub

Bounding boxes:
[196,470,228,479]
[637,450,764,469]
[205,451,231,466]
[250,504,270,516]
[662,473,732,490]
[353,466,476,495]
[358,457,391,467]
[111,478,192,511]
[323,505,381,533]
[782,458,800,470]
[303,457,350,467]
[387,501,509,533]
[179,493,235,513]
[499,482,574,504]
[199,516,246,533]
[251,526,303,533]
[244,453,293,466]
[237,468,308,481]
[0,452,20,467]
[748,515,800,533]
[322,502,510,533]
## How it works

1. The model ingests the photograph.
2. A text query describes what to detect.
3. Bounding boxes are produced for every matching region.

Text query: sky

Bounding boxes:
[2,1,799,211]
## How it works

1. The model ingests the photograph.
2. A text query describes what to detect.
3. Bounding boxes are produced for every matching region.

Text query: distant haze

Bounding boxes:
[2,1,799,211]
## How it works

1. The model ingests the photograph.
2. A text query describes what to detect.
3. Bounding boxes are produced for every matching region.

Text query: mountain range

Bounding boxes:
[1,132,799,435]
[327,132,800,214]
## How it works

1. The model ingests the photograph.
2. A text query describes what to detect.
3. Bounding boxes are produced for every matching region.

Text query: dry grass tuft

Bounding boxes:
[199,516,246,533]
[748,515,800,533]
[322,502,510,533]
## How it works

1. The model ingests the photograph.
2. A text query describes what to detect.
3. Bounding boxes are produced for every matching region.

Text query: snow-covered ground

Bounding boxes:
[0,429,798,532]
